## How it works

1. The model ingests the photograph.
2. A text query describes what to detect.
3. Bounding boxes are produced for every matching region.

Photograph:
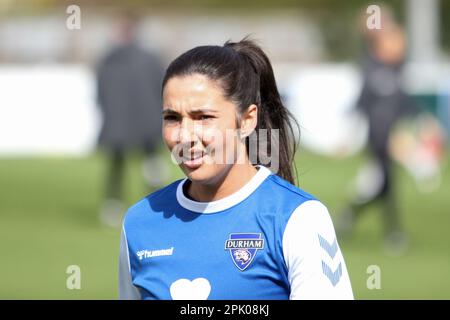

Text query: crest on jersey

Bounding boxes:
[225,233,264,271]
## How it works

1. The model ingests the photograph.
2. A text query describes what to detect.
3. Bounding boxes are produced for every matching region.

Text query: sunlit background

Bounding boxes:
[0,0,449,299]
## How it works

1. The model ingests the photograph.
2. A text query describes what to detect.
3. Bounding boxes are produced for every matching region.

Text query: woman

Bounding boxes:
[118,38,353,300]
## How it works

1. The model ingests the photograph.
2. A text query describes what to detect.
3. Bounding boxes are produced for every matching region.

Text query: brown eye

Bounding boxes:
[164,115,179,122]
[199,115,215,120]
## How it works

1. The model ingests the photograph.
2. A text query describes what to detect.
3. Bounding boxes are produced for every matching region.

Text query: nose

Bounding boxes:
[178,118,199,147]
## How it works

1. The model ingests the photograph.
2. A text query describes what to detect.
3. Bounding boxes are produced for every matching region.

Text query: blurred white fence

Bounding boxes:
[0,65,99,156]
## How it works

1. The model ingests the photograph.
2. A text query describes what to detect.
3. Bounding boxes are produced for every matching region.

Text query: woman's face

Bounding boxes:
[162,73,245,184]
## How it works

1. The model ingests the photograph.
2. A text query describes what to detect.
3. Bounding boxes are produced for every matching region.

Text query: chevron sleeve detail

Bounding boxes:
[282,200,354,300]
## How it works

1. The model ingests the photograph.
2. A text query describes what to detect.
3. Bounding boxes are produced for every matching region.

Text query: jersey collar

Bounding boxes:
[176,165,272,214]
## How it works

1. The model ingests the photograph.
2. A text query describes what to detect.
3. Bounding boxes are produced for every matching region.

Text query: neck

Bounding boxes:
[187,163,258,202]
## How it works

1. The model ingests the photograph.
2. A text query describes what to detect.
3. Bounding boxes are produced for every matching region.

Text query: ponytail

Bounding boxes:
[224,38,299,185]
[163,37,300,185]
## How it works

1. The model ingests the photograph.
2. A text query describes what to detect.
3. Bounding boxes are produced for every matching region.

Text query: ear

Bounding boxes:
[239,104,258,138]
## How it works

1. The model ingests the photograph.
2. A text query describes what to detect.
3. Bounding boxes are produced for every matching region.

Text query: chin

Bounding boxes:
[182,163,226,184]
[182,163,211,182]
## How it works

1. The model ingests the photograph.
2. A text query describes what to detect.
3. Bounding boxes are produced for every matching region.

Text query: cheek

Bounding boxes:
[202,126,239,161]
[162,126,178,149]
[201,127,219,146]
[201,125,233,149]
[202,115,238,146]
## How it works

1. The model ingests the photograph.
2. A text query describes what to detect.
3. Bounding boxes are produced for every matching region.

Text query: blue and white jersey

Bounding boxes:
[119,165,353,300]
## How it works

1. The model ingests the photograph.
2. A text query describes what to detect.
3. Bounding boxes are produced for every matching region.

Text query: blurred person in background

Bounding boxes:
[96,12,168,227]
[337,9,420,254]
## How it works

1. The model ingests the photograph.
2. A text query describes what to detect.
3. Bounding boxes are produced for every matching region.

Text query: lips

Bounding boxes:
[181,151,205,169]
[181,151,204,161]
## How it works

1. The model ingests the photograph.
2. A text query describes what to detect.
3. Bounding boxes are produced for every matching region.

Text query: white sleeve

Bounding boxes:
[118,226,141,300]
[282,200,354,300]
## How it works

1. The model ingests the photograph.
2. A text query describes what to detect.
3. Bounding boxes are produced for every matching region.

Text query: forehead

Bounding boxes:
[163,74,229,111]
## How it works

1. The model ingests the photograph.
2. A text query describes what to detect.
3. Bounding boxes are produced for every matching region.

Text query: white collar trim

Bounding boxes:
[176,165,272,214]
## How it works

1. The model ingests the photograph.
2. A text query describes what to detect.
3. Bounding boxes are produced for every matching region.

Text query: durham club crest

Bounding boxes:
[225,233,264,271]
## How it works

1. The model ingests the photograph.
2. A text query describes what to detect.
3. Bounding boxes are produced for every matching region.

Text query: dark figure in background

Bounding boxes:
[337,12,418,254]
[97,14,166,227]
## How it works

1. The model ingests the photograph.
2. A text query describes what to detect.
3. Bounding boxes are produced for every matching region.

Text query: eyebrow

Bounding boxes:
[162,108,219,115]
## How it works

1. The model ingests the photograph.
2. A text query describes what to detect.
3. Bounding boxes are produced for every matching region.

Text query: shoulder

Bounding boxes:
[259,173,334,234]
[281,199,338,266]
[284,199,335,245]
[265,174,317,202]
[123,178,183,225]
[284,200,334,237]
[260,173,321,219]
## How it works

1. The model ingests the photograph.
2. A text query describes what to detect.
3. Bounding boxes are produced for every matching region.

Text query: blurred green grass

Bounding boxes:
[0,149,449,299]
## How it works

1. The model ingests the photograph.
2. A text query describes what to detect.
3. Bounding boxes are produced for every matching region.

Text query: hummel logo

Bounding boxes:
[318,234,342,286]
[322,261,343,286]
[137,247,174,260]
[318,234,338,258]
